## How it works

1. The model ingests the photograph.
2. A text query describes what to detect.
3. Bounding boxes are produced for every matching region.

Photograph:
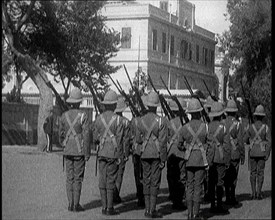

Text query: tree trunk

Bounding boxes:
[16,54,53,150]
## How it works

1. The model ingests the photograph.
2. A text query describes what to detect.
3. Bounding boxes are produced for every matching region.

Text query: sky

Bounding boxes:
[189,0,231,35]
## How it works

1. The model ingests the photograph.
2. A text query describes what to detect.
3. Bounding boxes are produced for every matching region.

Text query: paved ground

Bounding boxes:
[2,145,271,219]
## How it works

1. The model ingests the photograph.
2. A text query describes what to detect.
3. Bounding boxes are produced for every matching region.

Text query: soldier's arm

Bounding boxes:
[265,125,271,160]
[238,122,245,163]
[115,119,125,159]
[159,118,168,163]
[223,126,231,167]
[123,119,131,159]
[205,124,214,167]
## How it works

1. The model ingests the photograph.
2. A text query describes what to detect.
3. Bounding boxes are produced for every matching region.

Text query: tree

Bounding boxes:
[218,0,271,121]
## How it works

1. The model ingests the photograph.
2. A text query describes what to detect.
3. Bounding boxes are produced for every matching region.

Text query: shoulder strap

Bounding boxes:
[186,123,205,146]
[141,118,158,152]
[251,124,265,143]
[99,114,118,149]
[64,112,82,153]
[167,120,182,152]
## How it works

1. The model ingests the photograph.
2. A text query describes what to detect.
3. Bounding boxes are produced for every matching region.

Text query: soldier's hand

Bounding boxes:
[85,156,90,162]
[159,162,165,169]
[116,158,121,165]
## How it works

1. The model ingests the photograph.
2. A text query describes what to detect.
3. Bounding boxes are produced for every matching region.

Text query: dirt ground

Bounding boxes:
[2,145,271,219]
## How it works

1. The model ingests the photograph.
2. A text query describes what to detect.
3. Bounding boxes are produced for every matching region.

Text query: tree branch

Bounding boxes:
[16,0,36,32]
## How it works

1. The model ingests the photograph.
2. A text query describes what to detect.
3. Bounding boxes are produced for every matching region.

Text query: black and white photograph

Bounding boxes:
[2,0,271,219]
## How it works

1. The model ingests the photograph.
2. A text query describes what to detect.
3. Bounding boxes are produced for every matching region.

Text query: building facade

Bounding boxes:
[102,0,219,96]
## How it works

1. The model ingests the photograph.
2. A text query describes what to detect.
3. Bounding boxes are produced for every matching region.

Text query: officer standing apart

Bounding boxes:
[166,99,187,210]
[207,102,231,214]
[130,94,148,208]
[59,88,90,212]
[113,97,131,203]
[92,90,124,215]
[244,105,271,200]
[223,100,245,206]
[136,91,168,218]
[178,98,210,220]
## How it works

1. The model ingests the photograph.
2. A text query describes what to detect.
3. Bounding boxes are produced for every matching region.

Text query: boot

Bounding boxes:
[224,185,231,204]
[113,187,122,204]
[187,200,193,220]
[100,189,107,215]
[257,176,264,200]
[66,183,74,211]
[230,185,238,205]
[149,195,162,218]
[216,186,229,214]
[144,194,151,218]
[106,189,119,215]
[73,182,84,212]
[250,176,256,200]
[193,202,203,220]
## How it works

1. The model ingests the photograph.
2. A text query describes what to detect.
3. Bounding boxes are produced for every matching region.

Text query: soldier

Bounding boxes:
[130,94,147,208]
[223,99,245,206]
[204,96,214,114]
[113,97,131,203]
[244,105,271,200]
[136,91,168,218]
[166,99,187,210]
[178,98,210,220]
[58,88,90,212]
[92,90,124,215]
[207,102,231,214]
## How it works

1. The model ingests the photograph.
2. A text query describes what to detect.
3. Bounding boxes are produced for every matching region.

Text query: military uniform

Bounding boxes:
[178,98,210,220]
[93,90,124,215]
[166,100,187,209]
[207,102,231,213]
[136,91,168,218]
[223,100,245,205]
[58,88,90,212]
[113,98,131,203]
[244,105,271,200]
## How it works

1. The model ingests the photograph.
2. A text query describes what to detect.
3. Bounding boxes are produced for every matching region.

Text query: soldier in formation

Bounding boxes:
[166,99,187,210]
[244,105,271,200]
[92,90,124,215]
[135,91,168,218]
[59,88,90,212]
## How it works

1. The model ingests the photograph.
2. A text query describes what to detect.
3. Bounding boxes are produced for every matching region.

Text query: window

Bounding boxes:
[160,1,168,12]
[152,29,157,51]
[196,45,200,63]
[203,47,208,66]
[188,43,192,60]
[180,40,188,59]
[170,35,174,56]
[121,27,131,48]
[210,50,214,67]
[162,32,166,53]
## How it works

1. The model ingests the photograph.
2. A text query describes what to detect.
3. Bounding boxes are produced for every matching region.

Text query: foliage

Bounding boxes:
[218,0,271,120]
[5,86,25,103]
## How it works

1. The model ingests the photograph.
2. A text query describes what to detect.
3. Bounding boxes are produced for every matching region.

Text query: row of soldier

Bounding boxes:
[57,87,271,219]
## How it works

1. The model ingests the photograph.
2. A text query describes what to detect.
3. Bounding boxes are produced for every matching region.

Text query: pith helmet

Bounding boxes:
[225,99,238,112]
[209,102,224,117]
[253,105,266,116]
[178,97,187,110]
[66,88,83,103]
[115,97,127,113]
[204,96,214,108]
[169,99,178,111]
[101,90,118,105]
[186,98,203,113]
[145,91,159,107]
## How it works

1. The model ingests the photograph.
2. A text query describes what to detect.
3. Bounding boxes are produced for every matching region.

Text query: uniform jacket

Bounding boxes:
[207,120,231,165]
[93,111,124,159]
[224,116,245,161]
[59,109,90,157]
[178,119,209,167]
[167,116,185,158]
[136,112,168,162]
[244,120,271,159]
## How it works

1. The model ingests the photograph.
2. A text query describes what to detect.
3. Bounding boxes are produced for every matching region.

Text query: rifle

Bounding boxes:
[183,76,210,123]
[123,64,147,115]
[202,79,218,101]
[240,80,254,124]
[159,76,189,124]
[147,74,174,119]
[107,73,140,117]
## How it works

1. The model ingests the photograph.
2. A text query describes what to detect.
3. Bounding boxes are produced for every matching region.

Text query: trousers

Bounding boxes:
[98,157,119,190]
[186,167,205,203]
